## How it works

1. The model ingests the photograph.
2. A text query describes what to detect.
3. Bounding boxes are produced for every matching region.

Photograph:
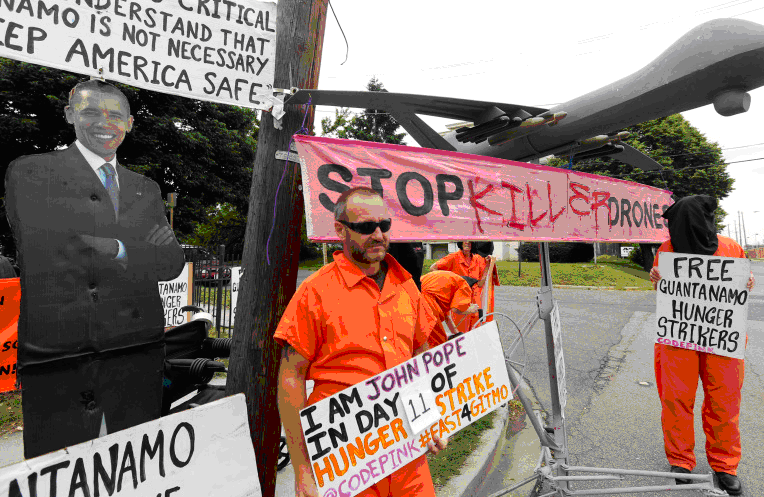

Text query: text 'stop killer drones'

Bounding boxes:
[290,18,764,171]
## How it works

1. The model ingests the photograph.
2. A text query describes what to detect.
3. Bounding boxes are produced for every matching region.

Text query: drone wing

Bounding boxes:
[289,89,548,151]
[607,143,663,171]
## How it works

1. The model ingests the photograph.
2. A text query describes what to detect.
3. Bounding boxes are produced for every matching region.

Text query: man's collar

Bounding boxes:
[455,250,470,265]
[74,141,118,174]
[332,251,409,288]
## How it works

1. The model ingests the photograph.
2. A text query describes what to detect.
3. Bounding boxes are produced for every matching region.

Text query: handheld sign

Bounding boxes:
[0,394,262,497]
[656,253,750,359]
[230,266,243,325]
[293,135,674,243]
[159,263,192,328]
[299,321,511,497]
[0,0,279,111]
[0,279,20,393]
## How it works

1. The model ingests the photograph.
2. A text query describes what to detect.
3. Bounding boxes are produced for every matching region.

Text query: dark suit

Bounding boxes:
[5,145,184,457]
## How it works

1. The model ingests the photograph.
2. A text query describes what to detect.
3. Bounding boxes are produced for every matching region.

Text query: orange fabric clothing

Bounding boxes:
[434,250,484,280]
[434,251,499,332]
[274,251,437,496]
[653,235,747,474]
[420,271,473,347]
[353,455,435,497]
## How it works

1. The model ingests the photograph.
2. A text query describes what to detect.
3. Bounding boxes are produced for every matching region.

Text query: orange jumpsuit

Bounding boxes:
[420,271,474,347]
[274,252,437,497]
[653,236,747,474]
[434,250,500,331]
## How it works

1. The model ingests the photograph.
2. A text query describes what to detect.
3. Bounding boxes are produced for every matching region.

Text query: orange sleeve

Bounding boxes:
[413,291,437,350]
[653,241,672,268]
[450,280,473,313]
[273,285,323,362]
[436,252,457,272]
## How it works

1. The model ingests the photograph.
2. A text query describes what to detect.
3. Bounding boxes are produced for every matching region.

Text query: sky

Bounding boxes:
[308,0,764,246]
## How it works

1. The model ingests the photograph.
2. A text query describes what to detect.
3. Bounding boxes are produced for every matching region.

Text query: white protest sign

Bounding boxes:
[550,303,566,416]
[230,265,242,325]
[656,253,750,360]
[0,0,278,111]
[159,262,191,328]
[0,394,261,497]
[299,321,512,497]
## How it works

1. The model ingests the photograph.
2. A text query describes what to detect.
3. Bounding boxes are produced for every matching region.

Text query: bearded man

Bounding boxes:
[275,187,447,497]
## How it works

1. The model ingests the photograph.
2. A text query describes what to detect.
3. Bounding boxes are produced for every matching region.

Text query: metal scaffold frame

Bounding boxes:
[483,242,727,497]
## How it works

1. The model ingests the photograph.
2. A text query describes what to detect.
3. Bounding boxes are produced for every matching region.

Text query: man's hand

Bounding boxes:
[146,224,175,246]
[429,262,439,272]
[427,433,448,455]
[454,303,480,315]
[278,344,317,497]
[295,465,319,497]
[649,267,661,290]
[79,234,119,258]
[748,272,755,291]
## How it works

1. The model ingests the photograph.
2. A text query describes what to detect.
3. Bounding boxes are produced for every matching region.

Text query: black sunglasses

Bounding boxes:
[338,219,392,235]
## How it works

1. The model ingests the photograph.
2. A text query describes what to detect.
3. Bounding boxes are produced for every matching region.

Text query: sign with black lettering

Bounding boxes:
[229,265,242,326]
[0,394,261,496]
[159,263,191,328]
[656,253,750,360]
[0,0,278,111]
[299,321,512,497]
[294,135,674,242]
[0,278,20,393]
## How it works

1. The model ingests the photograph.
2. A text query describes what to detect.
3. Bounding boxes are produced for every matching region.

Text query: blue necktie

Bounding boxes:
[99,163,119,217]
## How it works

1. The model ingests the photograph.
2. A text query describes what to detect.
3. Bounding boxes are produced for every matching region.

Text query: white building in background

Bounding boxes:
[424,241,521,261]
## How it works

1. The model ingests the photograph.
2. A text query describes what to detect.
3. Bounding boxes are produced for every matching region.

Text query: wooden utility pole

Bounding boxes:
[225,1,329,495]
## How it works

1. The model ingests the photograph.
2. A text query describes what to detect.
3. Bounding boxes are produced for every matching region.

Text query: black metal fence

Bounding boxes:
[187,244,242,337]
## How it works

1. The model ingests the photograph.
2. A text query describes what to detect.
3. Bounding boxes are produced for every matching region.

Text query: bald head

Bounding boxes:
[333,187,384,221]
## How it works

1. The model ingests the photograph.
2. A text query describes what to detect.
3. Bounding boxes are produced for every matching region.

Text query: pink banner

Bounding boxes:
[294,136,673,243]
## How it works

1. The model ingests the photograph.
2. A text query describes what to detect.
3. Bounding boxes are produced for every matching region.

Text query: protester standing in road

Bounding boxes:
[649,195,755,494]
[276,187,447,497]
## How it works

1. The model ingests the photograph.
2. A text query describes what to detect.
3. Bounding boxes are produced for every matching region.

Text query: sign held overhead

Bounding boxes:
[293,136,674,242]
[0,0,278,110]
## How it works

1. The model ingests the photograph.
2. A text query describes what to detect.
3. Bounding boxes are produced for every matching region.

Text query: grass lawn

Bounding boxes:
[0,390,22,437]
[300,253,651,290]
[423,254,652,290]
[299,256,328,270]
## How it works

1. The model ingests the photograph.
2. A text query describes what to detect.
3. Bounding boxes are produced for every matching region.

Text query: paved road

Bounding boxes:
[480,261,764,496]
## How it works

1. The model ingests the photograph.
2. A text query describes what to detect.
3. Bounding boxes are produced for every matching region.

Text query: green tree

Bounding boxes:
[181,202,247,254]
[321,76,406,144]
[551,114,733,232]
[0,60,258,256]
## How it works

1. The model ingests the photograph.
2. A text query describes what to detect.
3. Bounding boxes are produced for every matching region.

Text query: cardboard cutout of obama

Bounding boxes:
[4,79,184,459]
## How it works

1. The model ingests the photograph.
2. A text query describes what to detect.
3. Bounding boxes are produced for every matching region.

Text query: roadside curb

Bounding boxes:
[436,404,510,497]
[458,368,545,497]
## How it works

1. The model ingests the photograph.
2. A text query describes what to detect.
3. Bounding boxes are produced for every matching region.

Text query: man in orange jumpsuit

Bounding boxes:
[649,195,754,494]
[430,241,499,332]
[276,187,447,497]
[420,270,480,347]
